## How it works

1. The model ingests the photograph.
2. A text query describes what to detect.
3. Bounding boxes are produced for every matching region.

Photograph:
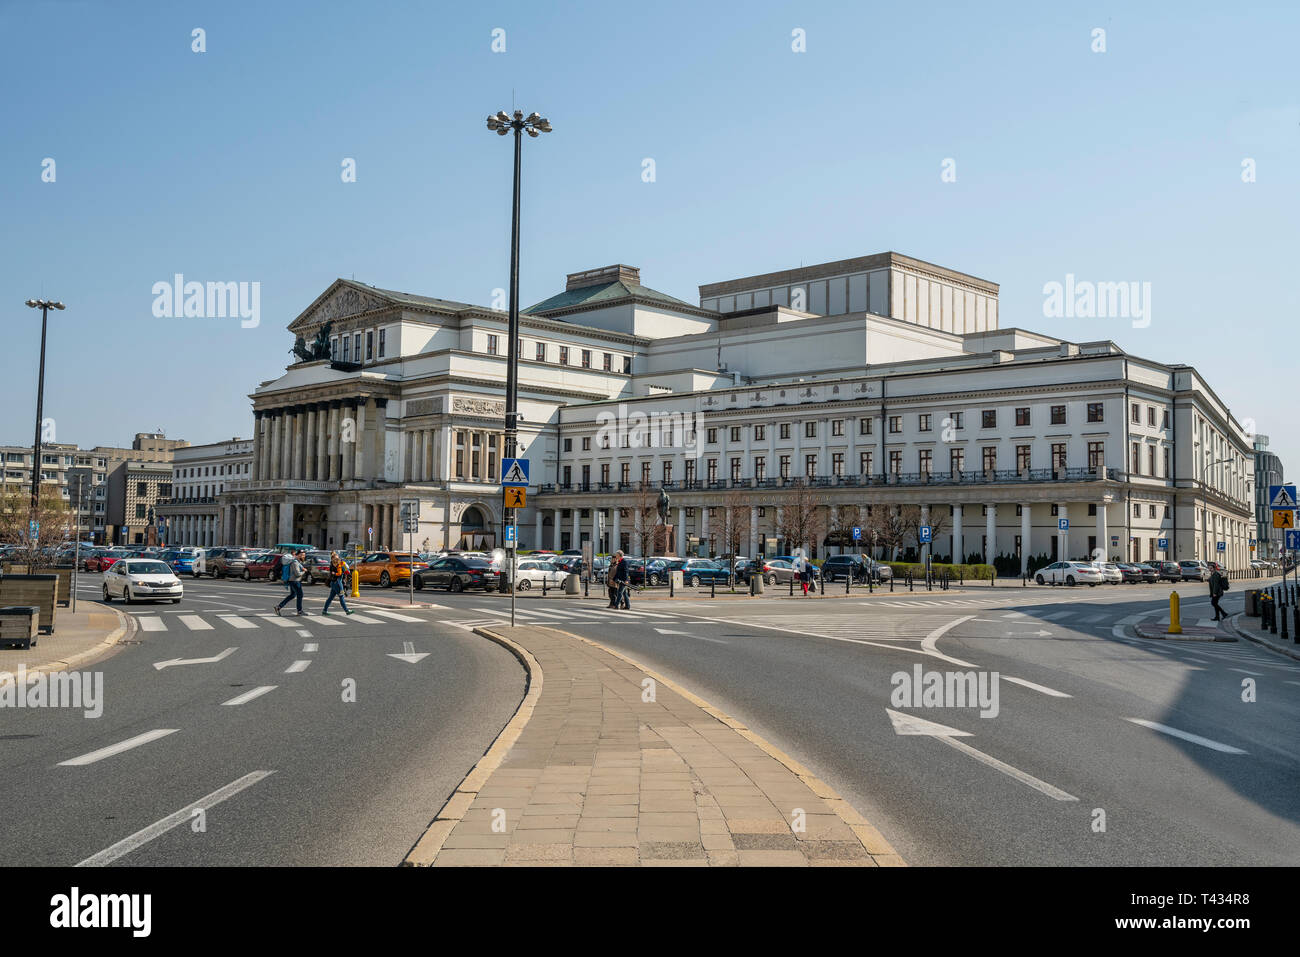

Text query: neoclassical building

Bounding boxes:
[217,253,1255,570]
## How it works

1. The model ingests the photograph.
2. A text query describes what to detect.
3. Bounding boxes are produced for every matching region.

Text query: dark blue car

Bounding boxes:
[160,548,201,576]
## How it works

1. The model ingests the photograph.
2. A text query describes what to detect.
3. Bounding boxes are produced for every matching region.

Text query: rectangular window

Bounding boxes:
[832,452,844,476]
[859,417,873,435]
[832,420,844,436]
[1052,443,1067,471]
[950,448,965,474]
[620,463,630,484]
[623,356,632,374]
[707,459,718,482]
[685,460,696,484]
[559,346,569,365]
[536,342,546,362]
[665,461,674,483]
[780,423,791,440]
[860,451,872,475]
[805,454,817,478]
[1088,441,1104,471]
[342,336,351,360]
[1147,407,1156,426]
[1162,409,1169,428]
[731,458,741,482]
[1087,402,1104,423]
[754,456,765,481]
[487,335,499,356]
[1015,407,1030,427]
[581,350,592,368]
[1131,403,1141,424]
[1051,405,1066,425]
[354,333,361,361]
[707,428,717,444]
[600,463,609,484]
[805,421,817,438]
[563,438,572,452]
[562,465,571,486]
[889,450,902,475]
[888,416,902,434]
[1017,445,1032,471]
[643,462,652,483]
[730,427,741,442]
[1163,447,1170,476]
[581,464,590,488]
[1149,504,1157,519]
[754,425,766,441]
[918,414,931,432]
[918,449,932,474]
[1148,445,1156,476]
[982,447,997,472]
[366,331,374,360]
[378,329,386,357]
[581,437,591,451]
[135,504,146,518]
[1133,503,1141,517]
[981,410,996,429]
[1131,442,1141,474]
[779,455,791,479]
[603,352,612,371]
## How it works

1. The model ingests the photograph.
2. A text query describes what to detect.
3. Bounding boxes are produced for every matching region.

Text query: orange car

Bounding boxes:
[355,552,428,587]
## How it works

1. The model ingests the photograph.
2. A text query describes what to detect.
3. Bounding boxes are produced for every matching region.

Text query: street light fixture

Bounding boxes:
[24,299,65,531]
[485,107,552,607]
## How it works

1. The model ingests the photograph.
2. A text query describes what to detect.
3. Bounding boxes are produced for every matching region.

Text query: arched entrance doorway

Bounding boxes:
[458,505,494,551]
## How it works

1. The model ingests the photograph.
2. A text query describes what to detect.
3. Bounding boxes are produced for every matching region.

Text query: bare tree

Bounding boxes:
[866,504,907,560]
[0,486,74,569]
[899,505,949,558]
[627,485,659,558]
[777,481,828,557]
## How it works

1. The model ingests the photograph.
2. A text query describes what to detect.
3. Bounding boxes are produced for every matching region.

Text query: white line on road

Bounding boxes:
[654,627,728,643]
[136,617,166,632]
[58,729,179,767]
[153,647,237,671]
[344,614,381,624]
[296,629,311,637]
[178,615,213,631]
[217,615,257,629]
[1125,718,1248,754]
[367,609,424,622]
[1002,675,1072,697]
[285,660,312,673]
[76,771,275,866]
[920,616,976,666]
[221,686,277,706]
[302,642,318,653]
[258,615,299,628]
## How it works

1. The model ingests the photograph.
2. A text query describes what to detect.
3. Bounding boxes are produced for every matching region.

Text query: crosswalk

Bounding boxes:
[130,607,425,633]
[457,604,698,629]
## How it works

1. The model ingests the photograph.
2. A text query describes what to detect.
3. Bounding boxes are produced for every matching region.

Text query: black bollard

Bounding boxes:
[1283,602,1291,641]
[908,572,913,592]
[889,574,894,592]
[542,577,547,597]
[789,576,794,597]
[845,574,850,595]
[1271,596,1279,634]
[711,577,716,598]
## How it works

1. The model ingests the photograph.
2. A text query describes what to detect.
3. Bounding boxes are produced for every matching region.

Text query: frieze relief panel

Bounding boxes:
[452,396,506,417]
[303,286,390,327]
[405,397,444,417]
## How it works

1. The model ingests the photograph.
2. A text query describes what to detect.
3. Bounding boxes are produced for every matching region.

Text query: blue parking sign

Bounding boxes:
[505,525,517,544]
[1058,518,1069,531]
[1216,541,1225,552]
[918,525,932,544]
[851,526,861,541]
[1158,537,1168,549]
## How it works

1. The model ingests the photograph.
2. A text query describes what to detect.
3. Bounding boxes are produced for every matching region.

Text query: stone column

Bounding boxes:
[534,511,543,551]
[251,412,263,482]
[268,413,281,480]
[919,504,929,564]
[424,429,435,482]
[701,506,710,556]
[1096,501,1108,562]
[1021,503,1032,575]
[552,508,562,550]
[412,430,423,483]
[985,504,997,567]
[283,409,296,481]
[343,402,358,481]
[314,404,327,481]
[327,403,340,482]
[1058,504,1069,560]
[750,505,759,558]
[952,504,964,565]
[293,406,306,479]
[612,507,621,554]
[572,508,581,549]
[632,508,643,557]
[677,506,686,556]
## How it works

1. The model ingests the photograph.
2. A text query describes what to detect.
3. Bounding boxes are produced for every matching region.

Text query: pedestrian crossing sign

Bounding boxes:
[1270,484,1297,510]
[1274,510,1294,529]
[501,458,529,486]
[504,486,526,509]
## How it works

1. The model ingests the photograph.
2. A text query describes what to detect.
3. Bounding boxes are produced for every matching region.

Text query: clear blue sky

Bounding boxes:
[3,0,1297,469]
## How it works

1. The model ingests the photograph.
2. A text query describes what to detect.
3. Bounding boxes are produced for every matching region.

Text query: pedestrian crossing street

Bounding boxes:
[130,607,427,633]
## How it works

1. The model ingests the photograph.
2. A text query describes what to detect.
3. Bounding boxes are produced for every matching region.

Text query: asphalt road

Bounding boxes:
[420,575,1300,866]
[1,573,524,866]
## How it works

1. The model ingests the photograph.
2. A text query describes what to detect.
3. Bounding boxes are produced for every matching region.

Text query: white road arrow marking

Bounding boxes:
[389,640,429,664]
[886,708,1078,801]
[153,647,237,671]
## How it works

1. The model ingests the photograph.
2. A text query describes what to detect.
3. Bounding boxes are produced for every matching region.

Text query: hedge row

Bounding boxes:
[883,561,995,580]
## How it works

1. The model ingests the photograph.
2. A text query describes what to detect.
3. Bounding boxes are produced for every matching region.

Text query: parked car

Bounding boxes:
[85,547,133,572]
[159,548,203,577]
[1156,561,1183,582]
[1097,562,1124,584]
[242,551,285,581]
[1179,560,1210,582]
[1131,563,1161,583]
[748,558,797,585]
[210,548,255,578]
[1113,563,1144,583]
[673,559,732,587]
[514,559,570,590]
[101,558,183,604]
[300,550,334,585]
[416,556,500,592]
[356,552,428,587]
[1034,561,1103,586]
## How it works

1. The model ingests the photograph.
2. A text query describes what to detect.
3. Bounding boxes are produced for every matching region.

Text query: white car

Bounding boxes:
[1098,562,1124,584]
[102,558,184,604]
[1034,561,1103,587]
[514,559,570,590]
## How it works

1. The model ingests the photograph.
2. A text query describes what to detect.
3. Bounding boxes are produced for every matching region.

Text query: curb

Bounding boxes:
[1133,625,1237,644]
[0,606,133,685]
[1227,615,1300,663]
[401,629,543,866]
[539,624,905,866]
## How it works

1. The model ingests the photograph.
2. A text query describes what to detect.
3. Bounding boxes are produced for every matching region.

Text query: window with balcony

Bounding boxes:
[918,449,932,475]
[562,466,571,486]
[600,464,610,484]
[982,447,997,472]
[779,455,790,479]
[832,452,844,476]
[1088,441,1104,471]
[1052,443,1067,471]
[805,454,817,478]
[664,461,673,483]
[731,458,741,482]
[707,459,718,482]
[685,460,696,484]
[620,463,630,484]
[753,456,765,481]
[860,451,872,475]
[950,448,964,475]
[889,450,902,475]
[641,462,652,484]
[1017,445,1032,472]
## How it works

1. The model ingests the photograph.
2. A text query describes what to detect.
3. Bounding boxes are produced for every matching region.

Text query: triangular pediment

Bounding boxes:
[288,280,397,333]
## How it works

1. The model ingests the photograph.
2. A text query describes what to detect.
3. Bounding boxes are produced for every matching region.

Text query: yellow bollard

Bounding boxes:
[1168,590,1182,634]
[351,568,360,598]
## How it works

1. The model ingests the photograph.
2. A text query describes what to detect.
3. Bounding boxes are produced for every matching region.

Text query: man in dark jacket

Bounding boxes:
[1209,566,1229,620]
[611,550,631,610]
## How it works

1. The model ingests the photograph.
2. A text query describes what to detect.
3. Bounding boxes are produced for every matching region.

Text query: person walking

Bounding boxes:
[612,550,631,610]
[275,549,308,616]
[1209,565,1229,621]
[323,550,355,616]
[799,555,811,596]
[607,551,623,608]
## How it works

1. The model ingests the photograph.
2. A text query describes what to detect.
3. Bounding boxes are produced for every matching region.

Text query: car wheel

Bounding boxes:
[380,571,391,587]
[1088,583,1097,587]
[1066,576,1076,586]
[242,570,250,581]
[102,584,112,602]
[766,574,776,585]
[1035,574,1045,585]
[649,574,659,586]
[450,578,463,593]
[689,575,700,587]
[171,598,181,604]
[414,576,424,591]
[517,578,531,590]
[123,586,133,604]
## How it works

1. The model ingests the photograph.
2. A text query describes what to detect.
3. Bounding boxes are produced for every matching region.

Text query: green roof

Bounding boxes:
[527,280,698,316]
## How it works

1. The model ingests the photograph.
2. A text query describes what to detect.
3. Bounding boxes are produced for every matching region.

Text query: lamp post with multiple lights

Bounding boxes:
[24,300,65,540]
[486,108,551,608]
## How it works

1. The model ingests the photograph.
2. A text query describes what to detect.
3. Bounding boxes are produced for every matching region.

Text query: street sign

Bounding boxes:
[918,525,932,544]
[1270,484,1297,510]
[1110,536,1118,547]
[504,525,517,544]
[399,499,420,532]
[29,520,38,536]
[851,526,862,541]
[1158,537,1169,550]
[1286,529,1300,551]
[1058,518,1069,531]
[501,458,529,486]
[504,486,527,509]
[1216,541,1226,552]
[1274,510,1295,529]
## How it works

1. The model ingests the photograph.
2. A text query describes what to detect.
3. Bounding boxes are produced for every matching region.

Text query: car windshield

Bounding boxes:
[126,561,172,575]
[462,559,490,568]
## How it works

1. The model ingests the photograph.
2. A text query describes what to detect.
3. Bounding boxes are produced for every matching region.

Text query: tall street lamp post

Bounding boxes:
[486,108,552,607]
[24,299,65,543]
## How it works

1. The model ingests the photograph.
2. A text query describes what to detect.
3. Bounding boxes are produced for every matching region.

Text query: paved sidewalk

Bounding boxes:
[0,607,130,680]
[406,624,902,867]
[1228,613,1300,662]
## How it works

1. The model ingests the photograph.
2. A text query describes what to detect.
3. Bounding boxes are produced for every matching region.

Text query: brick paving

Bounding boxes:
[0,608,126,677]
[424,625,902,867]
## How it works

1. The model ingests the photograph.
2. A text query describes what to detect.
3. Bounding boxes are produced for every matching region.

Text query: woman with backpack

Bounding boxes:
[323,551,355,616]
[275,549,308,616]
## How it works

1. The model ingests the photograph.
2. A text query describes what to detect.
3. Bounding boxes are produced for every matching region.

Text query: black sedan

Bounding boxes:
[415,556,501,592]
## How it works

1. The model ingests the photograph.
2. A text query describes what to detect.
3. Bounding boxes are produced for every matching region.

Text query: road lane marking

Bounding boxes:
[296,629,311,637]
[312,615,343,626]
[258,615,299,628]
[654,627,728,643]
[178,615,213,631]
[345,614,381,624]
[919,616,977,666]
[285,660,312,673]
[367,609,424,622]
[136,617,166,632]
[217,615,257,629]
[58,729,179,767]
[153,648,237,671]
[76,770,275,866]
[389,640,430,663]
[1125,718,1248,754]
[221,686,277,706]
[1230,668,1264,676]
[303,642,318,652]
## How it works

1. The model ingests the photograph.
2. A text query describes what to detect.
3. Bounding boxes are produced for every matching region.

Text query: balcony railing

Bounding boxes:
[537,467,1118,495]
